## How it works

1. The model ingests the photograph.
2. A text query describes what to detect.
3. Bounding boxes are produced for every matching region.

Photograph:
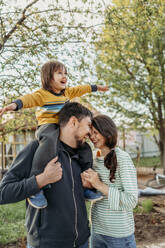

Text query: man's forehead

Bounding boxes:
[81,116,92,124]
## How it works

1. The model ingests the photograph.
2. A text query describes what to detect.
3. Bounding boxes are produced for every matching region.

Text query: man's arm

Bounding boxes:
[0,140,40,204]
[0,140,63,205]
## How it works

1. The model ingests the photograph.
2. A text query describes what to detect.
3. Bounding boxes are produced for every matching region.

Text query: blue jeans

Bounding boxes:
[27,240,88,248]
[91,232,136,248]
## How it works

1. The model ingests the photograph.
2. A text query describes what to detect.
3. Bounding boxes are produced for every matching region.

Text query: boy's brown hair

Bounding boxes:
[41,60,67,92]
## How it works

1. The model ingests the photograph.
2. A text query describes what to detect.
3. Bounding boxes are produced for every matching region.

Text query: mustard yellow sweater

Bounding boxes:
[16,85,94,125]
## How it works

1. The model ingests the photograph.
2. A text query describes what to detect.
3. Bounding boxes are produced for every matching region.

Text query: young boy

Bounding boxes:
[0,60,107,208]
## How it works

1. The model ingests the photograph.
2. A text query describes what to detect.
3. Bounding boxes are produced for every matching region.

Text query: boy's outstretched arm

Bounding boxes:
[66,84,109,99]
[0,89,45,117]
[0,102,17,116]
[97,85,109,91]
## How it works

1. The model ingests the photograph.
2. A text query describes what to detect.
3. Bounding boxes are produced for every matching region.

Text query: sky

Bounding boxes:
[5,0,110,27]
[7,0,110,12]
[8,0,110,7]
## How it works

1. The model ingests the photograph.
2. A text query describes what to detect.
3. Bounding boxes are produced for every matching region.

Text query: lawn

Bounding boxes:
[0,201,26,245]
[133,155,161,168]
[0,200,92,245]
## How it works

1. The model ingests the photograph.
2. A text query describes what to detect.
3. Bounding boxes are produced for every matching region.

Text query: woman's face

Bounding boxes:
[90,126,106,149]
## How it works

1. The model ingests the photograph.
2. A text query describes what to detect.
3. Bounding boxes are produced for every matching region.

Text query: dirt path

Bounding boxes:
[135,170,165,247]
[137,239,165,248]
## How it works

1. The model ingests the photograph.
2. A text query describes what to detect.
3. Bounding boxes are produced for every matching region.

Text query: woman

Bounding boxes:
[81,115,138,248]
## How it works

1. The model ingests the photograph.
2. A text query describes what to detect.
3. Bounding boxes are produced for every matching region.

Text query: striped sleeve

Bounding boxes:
[108,152,138,211]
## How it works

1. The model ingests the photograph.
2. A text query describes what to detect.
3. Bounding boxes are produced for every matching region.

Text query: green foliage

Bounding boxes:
[0,109,37,140]
[95,0,165,126]
[0,0,104,102]
[133,205,142,214]
[141,199,153,213]
[94,0,165,168]
[134,199,153,213]
[0,201,26,245]
[0,0,105,137]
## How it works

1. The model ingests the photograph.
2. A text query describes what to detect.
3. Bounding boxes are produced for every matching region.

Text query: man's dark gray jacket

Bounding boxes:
[0,127,92,248]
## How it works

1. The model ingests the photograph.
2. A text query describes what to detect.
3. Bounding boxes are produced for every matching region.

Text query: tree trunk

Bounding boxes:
[160,145,165,174]
[159,133,165,174]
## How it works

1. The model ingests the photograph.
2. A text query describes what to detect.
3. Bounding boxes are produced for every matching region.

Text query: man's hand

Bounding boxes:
[82,168,101,189]
[81,172,93,189]
[82,168,109,196]
[97,85,109,92]
[0,103,17,116]
[36,156,62,188]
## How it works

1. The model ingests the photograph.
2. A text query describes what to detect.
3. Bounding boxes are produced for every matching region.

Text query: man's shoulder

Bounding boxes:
[78,142,92,152]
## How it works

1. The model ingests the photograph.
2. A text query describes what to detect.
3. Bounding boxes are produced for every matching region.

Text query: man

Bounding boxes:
[0,102,93,248]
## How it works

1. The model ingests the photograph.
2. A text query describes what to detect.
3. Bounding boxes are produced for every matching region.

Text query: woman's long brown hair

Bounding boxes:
[92,115,118,183]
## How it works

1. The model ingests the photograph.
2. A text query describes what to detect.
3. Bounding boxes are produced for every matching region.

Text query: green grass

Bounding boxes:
[0,201,26,245]
[0,201,91,245]
[133,156,161,168]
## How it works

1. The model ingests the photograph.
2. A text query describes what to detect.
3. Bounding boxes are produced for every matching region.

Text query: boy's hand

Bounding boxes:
[0,103,17,116]
[97,85,109,91]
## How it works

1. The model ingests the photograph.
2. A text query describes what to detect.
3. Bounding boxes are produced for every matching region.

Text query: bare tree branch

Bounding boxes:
[1,8,101,16]
[0,0,39,50]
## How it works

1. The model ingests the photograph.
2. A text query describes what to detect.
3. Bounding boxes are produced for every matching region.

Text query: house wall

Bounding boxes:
[118,131,160,158]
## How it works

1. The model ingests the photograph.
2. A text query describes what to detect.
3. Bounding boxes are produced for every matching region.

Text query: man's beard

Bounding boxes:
[75,135,84,148]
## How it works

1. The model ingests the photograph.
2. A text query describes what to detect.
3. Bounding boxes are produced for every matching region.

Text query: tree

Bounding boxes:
[0,0,105,97]
[0,0,105,133]
[94,0,165,171]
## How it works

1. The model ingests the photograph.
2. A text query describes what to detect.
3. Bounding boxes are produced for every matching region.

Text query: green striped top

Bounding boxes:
[91,147,138,238]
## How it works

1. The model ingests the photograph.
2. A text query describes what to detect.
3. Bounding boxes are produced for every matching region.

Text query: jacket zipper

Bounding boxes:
[65,151,78,247]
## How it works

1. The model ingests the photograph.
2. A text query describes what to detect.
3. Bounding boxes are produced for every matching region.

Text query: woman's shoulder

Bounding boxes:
[115,147,132,161]
[115,147,129,155]
[115,147,136,173]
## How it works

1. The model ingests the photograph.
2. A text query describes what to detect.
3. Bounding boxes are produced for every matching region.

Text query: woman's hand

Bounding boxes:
[82,168,109,196]
[82,168,102,189]
[81,173,93,188]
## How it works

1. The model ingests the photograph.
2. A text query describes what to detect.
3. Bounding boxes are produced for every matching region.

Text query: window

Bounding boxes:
[0,130,35,169]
